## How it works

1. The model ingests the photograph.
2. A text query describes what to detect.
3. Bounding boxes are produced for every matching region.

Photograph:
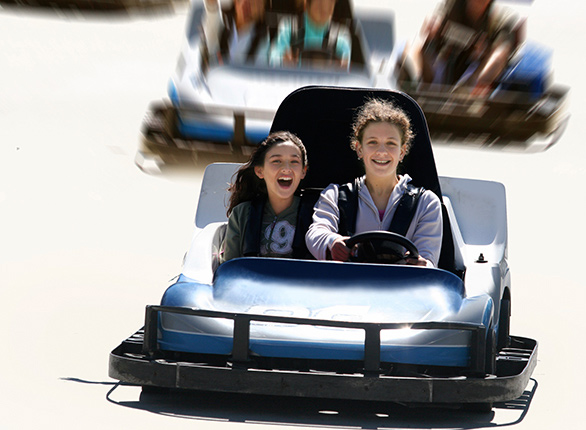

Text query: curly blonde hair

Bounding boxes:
[351,98,415,155]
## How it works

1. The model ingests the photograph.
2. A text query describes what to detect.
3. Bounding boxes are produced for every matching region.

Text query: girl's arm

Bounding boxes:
[408,191,443,268]
[305,184,346,260]
[220,204,248,263]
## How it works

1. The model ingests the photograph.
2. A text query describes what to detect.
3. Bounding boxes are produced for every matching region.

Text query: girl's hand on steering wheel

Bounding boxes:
[406,255,428,266]
[330,237,351,261]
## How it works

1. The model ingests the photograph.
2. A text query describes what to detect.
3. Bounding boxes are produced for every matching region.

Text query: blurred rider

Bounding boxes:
[269,0,352,69]
[203,0,270,64]
[401,0,523,95]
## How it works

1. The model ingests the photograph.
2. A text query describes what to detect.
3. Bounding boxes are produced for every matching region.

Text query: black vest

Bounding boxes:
[242,195,316,259]
[337,179,424,237]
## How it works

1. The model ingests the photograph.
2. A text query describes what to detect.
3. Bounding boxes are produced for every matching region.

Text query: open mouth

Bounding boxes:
[277,177,293,187]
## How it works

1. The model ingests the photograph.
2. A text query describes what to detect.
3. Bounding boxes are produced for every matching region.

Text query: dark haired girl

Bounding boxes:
[222,131,308,262]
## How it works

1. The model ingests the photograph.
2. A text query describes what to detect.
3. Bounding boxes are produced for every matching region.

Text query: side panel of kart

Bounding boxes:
[194,163,238,228]
[440,175,508,330]
[439,176,507,266]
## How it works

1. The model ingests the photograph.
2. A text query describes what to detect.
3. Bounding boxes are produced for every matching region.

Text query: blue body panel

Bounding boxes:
[158,331,470,366]
[177,118,235,142]
[495,42,551,99]
[176,116,269,144]
[158,258,493,367]
[168,80,179,106]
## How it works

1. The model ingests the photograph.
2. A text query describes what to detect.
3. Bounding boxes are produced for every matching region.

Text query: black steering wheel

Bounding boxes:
[344,231,419,264]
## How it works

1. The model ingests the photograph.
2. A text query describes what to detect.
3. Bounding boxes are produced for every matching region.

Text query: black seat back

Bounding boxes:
[270,86,441,196]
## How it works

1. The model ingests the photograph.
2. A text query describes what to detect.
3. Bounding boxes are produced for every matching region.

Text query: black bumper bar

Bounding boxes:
[109,306,537,404]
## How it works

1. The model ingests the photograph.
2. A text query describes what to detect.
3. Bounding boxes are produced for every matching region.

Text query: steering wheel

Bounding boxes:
[344,231,419,264]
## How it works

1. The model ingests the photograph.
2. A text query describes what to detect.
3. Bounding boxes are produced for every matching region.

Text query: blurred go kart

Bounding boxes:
[396,1,569,152]
[136,0,400,169]
[112,86,537,411]
[0,0,178,11]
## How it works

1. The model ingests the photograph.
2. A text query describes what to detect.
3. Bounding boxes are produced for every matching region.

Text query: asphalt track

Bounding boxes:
[1,1,585,428]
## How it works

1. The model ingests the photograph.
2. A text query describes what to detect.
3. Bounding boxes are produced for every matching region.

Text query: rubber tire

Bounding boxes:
[462,326,496,413]
[485,324,497,375]
[497,298,511,351]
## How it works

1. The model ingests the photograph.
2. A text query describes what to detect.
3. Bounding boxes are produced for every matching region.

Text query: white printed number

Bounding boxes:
[265,220,295,255]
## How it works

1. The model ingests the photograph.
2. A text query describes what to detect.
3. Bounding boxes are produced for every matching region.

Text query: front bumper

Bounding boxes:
[399,82,569,152]
[140,100,273,159]
[109,306,537,405]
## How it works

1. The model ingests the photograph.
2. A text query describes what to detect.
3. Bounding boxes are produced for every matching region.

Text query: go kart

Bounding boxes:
[111,86,537,410]
[136,0,400,167]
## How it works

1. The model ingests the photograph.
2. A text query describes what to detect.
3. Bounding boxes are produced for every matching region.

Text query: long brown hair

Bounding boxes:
[227,131,308,216]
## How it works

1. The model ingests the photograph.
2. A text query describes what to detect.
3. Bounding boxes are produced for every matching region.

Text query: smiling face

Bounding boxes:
[254,141,307,214]
[355,122,406,182]
[306,0,337,27]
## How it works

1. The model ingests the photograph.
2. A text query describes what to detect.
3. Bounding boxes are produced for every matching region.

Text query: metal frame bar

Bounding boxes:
[142,305,487,374]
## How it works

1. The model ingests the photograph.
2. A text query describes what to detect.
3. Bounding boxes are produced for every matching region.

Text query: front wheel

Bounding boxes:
[485,324,497,375]
[497,298,511,350]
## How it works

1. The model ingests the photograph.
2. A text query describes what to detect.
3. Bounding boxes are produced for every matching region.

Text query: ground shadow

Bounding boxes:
[97,378,538,429]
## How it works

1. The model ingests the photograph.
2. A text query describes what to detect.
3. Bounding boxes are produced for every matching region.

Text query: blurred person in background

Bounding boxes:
[400,0,524,96]
[202,0,271,64]
[269,0,352,69]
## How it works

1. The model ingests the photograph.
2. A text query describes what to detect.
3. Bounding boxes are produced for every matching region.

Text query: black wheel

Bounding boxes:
[485,323,497,375]
[497,297,511,350]
[344,231,419,264]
